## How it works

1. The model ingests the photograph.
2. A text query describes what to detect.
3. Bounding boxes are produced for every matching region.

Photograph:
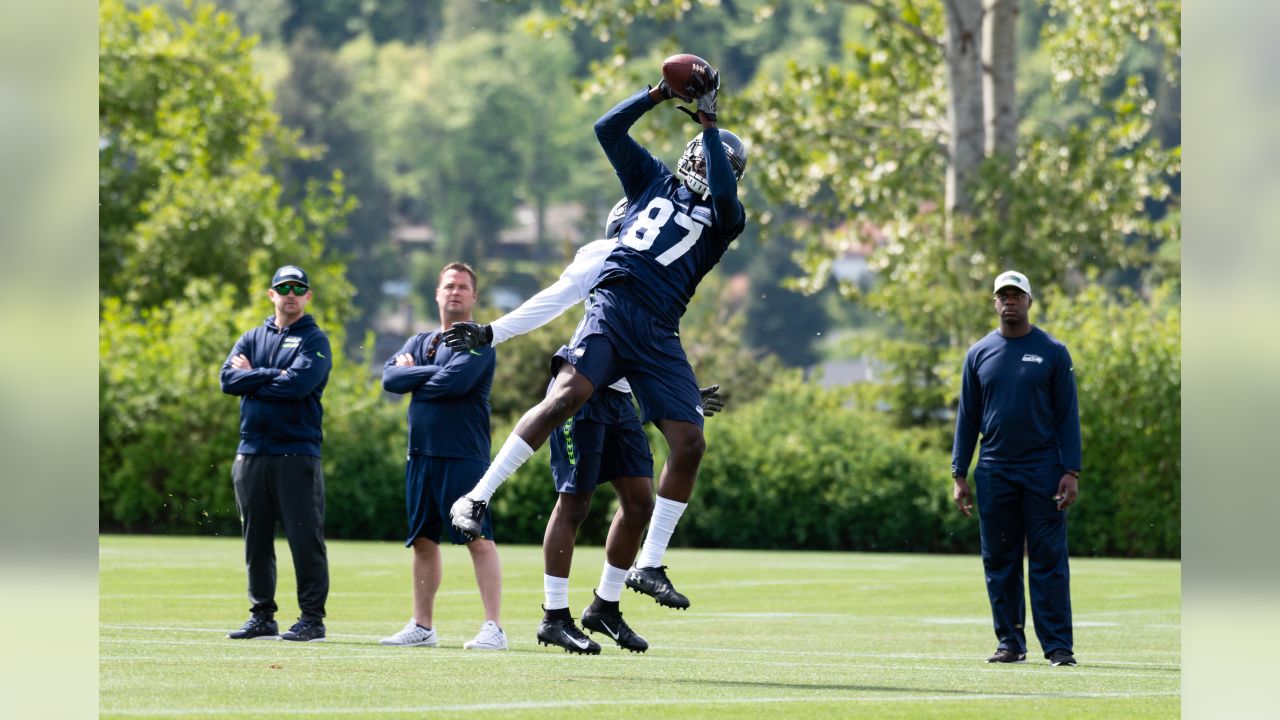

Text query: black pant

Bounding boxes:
[974,463,1072,657]
[231,454,329,622]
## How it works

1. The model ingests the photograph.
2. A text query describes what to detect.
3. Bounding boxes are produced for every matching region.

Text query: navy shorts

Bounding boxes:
[404,454,493,546]
[549,387,654,494]
[553,286,704,427]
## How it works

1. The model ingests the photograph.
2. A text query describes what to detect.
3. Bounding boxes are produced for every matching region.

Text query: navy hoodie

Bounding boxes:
[220,314,332,457]
[382,330,495,462]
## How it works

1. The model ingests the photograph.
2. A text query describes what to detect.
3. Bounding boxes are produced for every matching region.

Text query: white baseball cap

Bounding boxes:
[993,270,1032,297]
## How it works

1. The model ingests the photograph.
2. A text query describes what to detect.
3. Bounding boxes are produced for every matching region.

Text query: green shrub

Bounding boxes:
[99,284,406,539]
[677,376,972,552]
[1042,283,1181,558]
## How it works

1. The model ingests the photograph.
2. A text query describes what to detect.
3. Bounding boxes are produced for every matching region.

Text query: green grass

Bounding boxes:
[100,535,1180,718]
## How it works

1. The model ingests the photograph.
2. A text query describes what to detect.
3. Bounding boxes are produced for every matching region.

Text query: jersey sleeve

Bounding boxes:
[702,127,746,239]
[489,240,611,345]
[951,348,982,477]
[594,89,671,200]
[1053,344,1083,471]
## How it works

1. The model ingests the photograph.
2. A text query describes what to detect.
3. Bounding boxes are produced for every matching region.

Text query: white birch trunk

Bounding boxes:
[944,0,986,232]
[983,0,1018,163]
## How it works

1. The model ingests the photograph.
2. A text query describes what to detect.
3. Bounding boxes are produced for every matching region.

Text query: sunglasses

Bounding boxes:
[273,284,309,296]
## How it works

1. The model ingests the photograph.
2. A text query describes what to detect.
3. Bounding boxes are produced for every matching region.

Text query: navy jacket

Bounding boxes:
[382,330,495,462]
[220,314,332,457]
[951,326,1082,476]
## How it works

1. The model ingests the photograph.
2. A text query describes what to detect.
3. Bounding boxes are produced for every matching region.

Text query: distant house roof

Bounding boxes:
[499,203,586,245]
[391,224,436,244]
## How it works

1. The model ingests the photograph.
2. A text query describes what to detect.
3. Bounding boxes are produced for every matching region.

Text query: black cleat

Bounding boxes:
[536,609,601,655]
[449,496,486,540]
[1048,649,1077,666]
[625,565,690,610]
[986,648,1027,663]
[280,619,326,642]
[227,616,278,640]
[581,594,648,653]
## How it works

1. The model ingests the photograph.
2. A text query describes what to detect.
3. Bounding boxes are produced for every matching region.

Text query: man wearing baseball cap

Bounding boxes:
[951,270,1082,667]
[219,265,333,642]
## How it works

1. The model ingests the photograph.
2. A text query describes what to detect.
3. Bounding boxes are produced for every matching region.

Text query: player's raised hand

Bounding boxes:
[699,384,725,416]
[443,321,494,350]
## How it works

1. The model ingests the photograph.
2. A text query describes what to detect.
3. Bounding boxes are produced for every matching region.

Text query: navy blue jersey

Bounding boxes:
[220,314,332,456]
[951,327,1082,475]
[593,88,746,326]
[382,330,495,462]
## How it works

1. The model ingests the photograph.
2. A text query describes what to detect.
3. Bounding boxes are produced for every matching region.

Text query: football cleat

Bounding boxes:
[227,615,278,640]
[581,594,648,653]
[536,610,601,655]
[280,619,326,642]
[625,565,690,610]
[449,496,486,540]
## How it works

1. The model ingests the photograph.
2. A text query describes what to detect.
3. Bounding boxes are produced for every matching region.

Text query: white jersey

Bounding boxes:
[489,239,631,394]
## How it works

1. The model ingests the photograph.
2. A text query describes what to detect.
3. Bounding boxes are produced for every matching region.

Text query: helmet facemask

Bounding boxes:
[676,131,748,200]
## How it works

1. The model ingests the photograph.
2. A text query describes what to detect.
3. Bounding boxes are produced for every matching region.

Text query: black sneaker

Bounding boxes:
[986,648,1027,663]
[536,608,600,655]
[280,619,326,642]
[581,594,648,653]
[449,496,486,540]
[227,616,278,640]
[1048,649,1077,666]
[625,565,689,610]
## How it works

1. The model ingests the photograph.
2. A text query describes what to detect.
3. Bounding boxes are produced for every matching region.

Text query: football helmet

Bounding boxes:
[676,130,748,199]
[605,197,629,240]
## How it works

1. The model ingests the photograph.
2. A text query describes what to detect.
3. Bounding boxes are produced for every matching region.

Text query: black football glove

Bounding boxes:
[654,78,684,101]
[442,321,493,350]
[699,384,725,417]
[674,65,720,124]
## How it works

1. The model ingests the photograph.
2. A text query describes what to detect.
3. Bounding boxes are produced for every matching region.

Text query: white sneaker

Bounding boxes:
[379,620,438,647]
[463,620,508,650]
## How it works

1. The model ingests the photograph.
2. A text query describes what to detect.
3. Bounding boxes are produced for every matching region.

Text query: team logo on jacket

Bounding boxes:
[283,337,302,348]
[1022,354,1043,364]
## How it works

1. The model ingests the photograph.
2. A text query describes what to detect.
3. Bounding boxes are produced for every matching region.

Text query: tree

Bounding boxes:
[99,0,352,311]
[547,0,1180,430]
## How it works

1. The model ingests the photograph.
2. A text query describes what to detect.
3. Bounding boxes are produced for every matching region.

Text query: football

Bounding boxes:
[661,53,712,102]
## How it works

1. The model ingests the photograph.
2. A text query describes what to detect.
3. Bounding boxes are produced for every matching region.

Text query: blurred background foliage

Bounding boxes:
[99,0,1180,558]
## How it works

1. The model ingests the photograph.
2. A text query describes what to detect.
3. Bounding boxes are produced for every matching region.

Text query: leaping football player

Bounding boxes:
[449,56,747,616]
[443,200,726,654]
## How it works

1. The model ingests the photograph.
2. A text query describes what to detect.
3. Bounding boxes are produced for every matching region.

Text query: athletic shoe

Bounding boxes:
[379,620,437,647]
[536,609,600,655]
[280,619,326,642]
[463,620,508,650]
[581,593,648,653]
[449,496,486,540]
[986,648,1027,663]
[625,565,690,610]
[1048,649,1077,666]
[227,616,278,640]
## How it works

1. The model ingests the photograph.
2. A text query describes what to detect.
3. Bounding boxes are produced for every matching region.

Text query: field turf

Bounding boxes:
[100,535,1179,718]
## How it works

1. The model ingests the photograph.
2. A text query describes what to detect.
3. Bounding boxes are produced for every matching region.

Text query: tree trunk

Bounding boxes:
[944,0,986,236]
[983,0,1018,164]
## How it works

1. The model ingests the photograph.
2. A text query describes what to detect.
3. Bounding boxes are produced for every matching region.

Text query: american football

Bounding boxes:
[661,53,712,101]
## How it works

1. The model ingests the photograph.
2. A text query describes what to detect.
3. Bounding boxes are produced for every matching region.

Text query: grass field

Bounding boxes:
[100,535,1180,718]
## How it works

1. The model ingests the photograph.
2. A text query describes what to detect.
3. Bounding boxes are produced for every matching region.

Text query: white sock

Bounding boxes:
[634,497,687,569]
[596,563,628,602]
[468,434,535,503]
[543,574,569,610]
